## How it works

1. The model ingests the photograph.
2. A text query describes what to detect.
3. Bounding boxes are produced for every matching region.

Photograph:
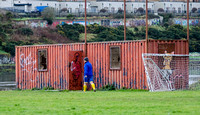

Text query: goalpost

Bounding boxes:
[142,53,189,92]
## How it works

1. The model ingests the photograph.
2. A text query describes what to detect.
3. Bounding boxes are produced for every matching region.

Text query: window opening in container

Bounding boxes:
[38,49,47,71]
[110,46,121,70]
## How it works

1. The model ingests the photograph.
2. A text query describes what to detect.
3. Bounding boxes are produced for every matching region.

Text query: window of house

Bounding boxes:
[38,49,47,71]
[40,3,42,6]
[110,46,121,70]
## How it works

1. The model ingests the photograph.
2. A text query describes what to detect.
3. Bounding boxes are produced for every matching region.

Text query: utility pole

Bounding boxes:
[146,0,148,53]
[84,0,87,57]
[124,0,126,40]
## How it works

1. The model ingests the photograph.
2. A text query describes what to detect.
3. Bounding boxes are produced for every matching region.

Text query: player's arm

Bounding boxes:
[84,64,88,77]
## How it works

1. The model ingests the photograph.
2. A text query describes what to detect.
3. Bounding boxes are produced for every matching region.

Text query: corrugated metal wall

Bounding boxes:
[15,40,188,90]
[16,44,85,90]
[87,40,147,90]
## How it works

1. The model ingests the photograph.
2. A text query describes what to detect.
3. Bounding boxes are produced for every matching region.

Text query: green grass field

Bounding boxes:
[0,90,200,114]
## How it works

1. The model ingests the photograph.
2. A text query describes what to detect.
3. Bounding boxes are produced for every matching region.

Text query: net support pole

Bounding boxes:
[124,0,126,41]
[84,0,87,57]
[146,0,148,53]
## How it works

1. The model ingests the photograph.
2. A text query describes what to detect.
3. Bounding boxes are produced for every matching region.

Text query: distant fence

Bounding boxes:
[15,18,161,28]
[189,53,200,85]
[0,54,15,90]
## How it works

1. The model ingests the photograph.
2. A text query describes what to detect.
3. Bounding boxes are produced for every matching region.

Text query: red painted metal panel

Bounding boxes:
[68,51,83,90]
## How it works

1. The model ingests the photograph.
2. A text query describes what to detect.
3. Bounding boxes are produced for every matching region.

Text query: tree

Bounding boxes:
[192,8,197,13]
[87,24,106,34]
[165,24,186,39]
[41,7,55,25]
[117,8,123,14]
[57,24,81,41]
[66,14,75,20]
[0,24,7,41]
[148,27,161,39]
[17,28,33,36]
[0,14,3,21]
[73,23,84,33]
[60,8,68,13]
[157,8,164,13]
[5,12,13,21]
[100,9,107,13]
[159,13,174,24]
[163,22,169,28]
[137,8,144,13]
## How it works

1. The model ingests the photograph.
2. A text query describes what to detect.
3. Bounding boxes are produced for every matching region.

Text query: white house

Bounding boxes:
[0,0,13,9]
[1,0,200,14]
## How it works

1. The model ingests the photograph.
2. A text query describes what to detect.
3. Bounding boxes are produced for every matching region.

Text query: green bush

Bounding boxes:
[163,22,169,28]
[63,29,79,41]
[66,14,75,20]
[148,27,161,39]
[44,18,53,25]
[148,14,160,19]
[17,28,33,36]
[87,24,106,34]
[117,9,123,14]
[5,12,13,21]
[32,87,41,90]
[57,24,82,41]
[43,87,54,90]
[159,13,174,24]
[189,80,200,90]
[134,27,139,32]
[73,23,84,33]
[100,84,116,91]
[2,23,13,34]
[2,41,33,56]
[113,14,135,19]
[165,24,186,39]
[41,7,55,25]
[2,42,15,56]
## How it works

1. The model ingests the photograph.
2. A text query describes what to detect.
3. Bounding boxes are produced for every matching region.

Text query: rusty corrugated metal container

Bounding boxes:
[15,40,188,90]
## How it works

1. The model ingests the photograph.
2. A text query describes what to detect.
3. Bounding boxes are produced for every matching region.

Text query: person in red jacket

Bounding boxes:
[83,57,96,92]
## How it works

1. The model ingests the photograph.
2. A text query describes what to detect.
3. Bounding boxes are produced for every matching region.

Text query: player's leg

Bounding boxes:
[83,82,87,92]
[90,81,96,91]
[89,75,96,92]
[83,76,88,92]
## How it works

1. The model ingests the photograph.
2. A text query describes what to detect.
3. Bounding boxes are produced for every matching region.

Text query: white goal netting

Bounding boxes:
[142,53,189,92]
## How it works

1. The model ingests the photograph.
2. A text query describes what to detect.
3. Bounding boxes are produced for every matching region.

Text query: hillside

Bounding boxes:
[0,11,200,56]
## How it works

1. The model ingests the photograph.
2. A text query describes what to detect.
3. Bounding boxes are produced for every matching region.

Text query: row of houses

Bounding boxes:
[1,0,200,14]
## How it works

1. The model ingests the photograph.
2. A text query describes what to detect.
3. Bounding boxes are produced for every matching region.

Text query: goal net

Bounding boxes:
[142,53,189,92]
